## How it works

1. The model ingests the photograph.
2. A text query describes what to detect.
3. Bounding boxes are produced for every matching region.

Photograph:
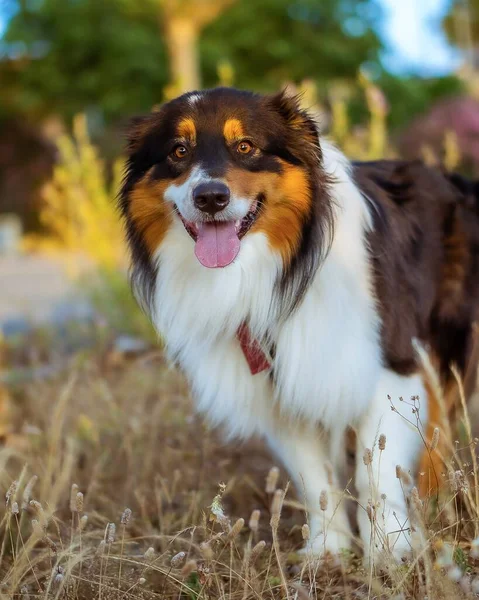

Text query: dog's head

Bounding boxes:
[120,88,333,315]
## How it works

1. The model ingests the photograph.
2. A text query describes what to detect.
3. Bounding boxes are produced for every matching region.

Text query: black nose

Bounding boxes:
[193,181,230,215]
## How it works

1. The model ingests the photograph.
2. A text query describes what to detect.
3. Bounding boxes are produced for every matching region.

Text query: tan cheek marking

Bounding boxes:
[177,117,196,143]
[223,118,244,143]
[225,167,278,201]
[253,162,312,266]
[128,169,190,255]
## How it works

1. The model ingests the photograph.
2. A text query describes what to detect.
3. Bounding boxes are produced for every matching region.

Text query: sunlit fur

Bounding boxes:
[120,88,479,565]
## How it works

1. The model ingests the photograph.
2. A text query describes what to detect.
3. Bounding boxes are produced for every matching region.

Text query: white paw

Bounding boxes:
[299,527,352,561]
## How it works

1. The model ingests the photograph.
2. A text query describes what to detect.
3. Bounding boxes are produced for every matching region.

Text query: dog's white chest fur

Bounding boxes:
[151,142,382,440]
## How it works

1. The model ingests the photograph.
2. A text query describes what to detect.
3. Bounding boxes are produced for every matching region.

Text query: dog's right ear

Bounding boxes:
[125,115,154,154]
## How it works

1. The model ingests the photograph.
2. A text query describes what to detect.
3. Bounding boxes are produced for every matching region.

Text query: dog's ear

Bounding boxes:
[124,115,154,154]
[266,89,320,148]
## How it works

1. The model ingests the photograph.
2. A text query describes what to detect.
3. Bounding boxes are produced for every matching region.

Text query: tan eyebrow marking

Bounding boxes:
[223,118,244,143]
[177,117,196,142]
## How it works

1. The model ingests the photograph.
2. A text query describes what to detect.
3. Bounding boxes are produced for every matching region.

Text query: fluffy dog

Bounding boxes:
[119,87,479,562]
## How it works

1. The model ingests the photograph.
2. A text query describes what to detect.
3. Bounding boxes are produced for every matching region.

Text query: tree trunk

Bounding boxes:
[164,16,200,94]
[160,0,238,95]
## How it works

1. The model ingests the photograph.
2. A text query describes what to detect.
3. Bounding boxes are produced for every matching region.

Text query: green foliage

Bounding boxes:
[378,73,465,130]
[2,0,169,121]
[454,546,470,573]
[200,0,383,91]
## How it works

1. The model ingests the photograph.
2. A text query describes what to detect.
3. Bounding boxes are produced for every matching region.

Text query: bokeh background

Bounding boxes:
[0,0,477,337]
[2,3,479,598]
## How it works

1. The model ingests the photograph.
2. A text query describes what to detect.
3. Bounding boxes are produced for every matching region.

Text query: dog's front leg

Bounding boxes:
[355,370,427,565]
[265,424,351,557]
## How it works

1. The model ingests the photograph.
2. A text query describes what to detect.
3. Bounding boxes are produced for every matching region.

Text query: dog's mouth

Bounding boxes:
[175,197,262,269]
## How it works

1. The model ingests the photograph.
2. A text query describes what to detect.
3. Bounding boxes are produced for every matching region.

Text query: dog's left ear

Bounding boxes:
[124,114,155,154]
[266,89,320,149]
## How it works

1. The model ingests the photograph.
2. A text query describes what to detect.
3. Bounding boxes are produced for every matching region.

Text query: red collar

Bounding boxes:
[237,323,271,375]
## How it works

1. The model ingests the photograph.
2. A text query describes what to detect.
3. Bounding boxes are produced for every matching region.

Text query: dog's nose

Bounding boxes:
[193,181,230,215]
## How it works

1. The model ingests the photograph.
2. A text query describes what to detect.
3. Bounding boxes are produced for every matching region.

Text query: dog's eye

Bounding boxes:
[172,145,188,159]
[237,141,254,155]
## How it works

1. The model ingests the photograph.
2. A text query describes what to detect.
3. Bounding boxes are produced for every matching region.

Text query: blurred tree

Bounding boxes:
[1,0,385,122]
[200,0,384,90]
[0,0,465,131]
[367,73,464,130]
[1,0,169,122]
[161,0,238,95]
[443,0,476,56]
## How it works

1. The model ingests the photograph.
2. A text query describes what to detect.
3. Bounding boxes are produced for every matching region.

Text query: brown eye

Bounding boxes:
[173,145,188,159]
[237,141,254,154]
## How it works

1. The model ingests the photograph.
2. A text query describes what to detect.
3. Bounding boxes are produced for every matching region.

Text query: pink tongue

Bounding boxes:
[195,221,240,268]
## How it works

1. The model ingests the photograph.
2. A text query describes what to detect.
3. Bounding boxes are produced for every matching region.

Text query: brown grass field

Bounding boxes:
[1,326,479,600]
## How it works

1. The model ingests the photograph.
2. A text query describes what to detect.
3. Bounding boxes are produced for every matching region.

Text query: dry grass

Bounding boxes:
[0,331,479,599]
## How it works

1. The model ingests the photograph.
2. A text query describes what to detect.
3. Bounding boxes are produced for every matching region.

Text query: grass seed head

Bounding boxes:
[70,484,79,512]
[265,466,279,494]
[250,540,266,565]
[248,509,260,533]
[378,434,386,451]
[366,502,375,523]
[107,522,116,544]
[270,488,284,529]
[11,501,19,515]
[6,480,18,507]
[121,507,132,525]
[22,475,37,510]
[138,577,146,586]
[410,486,422,514]
[320,490,328,511]
[301,523,310,540]
[363,448,373,466]
[430,427,440,451]
[171,551,186,568]
[75,492,84,513]
[144,547,155,562]
[228,517,244,541]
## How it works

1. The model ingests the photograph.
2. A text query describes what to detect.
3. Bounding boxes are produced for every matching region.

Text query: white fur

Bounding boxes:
[188,93,203,106]
[150,140,427,562]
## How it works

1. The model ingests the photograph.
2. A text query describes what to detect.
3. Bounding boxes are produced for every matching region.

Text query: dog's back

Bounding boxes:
[354,160,479,385]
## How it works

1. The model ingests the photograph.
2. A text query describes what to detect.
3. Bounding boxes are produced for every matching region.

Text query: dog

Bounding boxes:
[119,87,479,563]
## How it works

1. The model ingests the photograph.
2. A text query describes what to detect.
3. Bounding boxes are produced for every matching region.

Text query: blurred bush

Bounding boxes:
[26,114,125,272]
[23,113,156,341]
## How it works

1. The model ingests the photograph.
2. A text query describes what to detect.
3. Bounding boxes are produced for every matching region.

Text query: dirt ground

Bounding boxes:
[0,253,93,330]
